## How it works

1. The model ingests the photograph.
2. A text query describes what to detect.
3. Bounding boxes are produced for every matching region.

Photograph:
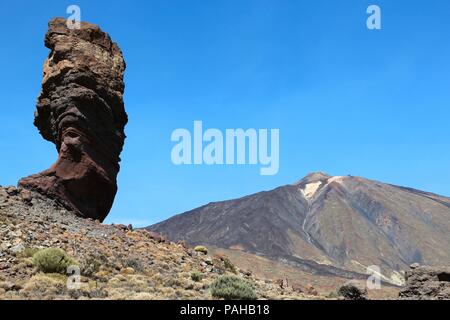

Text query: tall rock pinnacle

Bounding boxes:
[19,18,127,222]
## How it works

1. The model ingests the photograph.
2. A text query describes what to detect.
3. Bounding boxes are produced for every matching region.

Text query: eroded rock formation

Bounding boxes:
[19,18,127,222]
[399,264,450,300]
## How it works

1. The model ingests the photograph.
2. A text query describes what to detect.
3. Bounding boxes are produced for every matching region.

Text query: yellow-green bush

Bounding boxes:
[210,275,257,300]
[194,246,208,255]
[32,248,77,274]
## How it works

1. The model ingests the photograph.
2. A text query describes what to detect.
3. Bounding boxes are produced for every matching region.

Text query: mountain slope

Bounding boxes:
[148,173,450,285]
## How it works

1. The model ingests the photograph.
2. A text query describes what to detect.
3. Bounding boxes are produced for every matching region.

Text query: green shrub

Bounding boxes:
[123,258,144,272]
[213,255,237,274]
[222,256,237,274]
[210,275,257,300]
[194,246,208,255]
[32,248,77,274]
[327,291,339,299]
[191,271,203,282]
[80,256,102,277]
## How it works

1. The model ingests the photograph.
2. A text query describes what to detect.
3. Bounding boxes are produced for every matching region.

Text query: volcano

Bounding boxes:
[147,173,450,285]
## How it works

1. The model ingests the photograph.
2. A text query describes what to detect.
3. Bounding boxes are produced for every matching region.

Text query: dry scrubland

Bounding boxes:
[0,186,322,300]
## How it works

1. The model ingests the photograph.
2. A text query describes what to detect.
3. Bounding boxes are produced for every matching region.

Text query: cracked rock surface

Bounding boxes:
[19,18,127,221]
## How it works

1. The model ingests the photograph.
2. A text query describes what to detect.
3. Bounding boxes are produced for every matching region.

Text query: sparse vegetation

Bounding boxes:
[1,186,346,300]
[210,275,257,300]
[123,258,144,272]
[32,248,77,274]
[21,274,68,297]
[80,256,102,276]
[221,256,236,274]
[191,271,203,282]
[212,255,237,274]
[326,291,339,299]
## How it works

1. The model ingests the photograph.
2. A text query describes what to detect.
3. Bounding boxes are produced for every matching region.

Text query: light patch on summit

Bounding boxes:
[327,176,345,184]
[301,181,322,199]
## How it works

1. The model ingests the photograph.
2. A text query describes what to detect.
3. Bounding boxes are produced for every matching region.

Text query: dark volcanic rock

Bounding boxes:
[399,265,450,300]
[19,18,127,222]
[338,280,368,300]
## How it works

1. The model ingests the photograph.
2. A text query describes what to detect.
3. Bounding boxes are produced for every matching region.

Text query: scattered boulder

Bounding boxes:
[0,281,15,291]
[19,18,127,222]
[176,240,187,248]
[5,187,20,197]
[291,283,305,294]
[145,231,167,243]
[338,280,368,300]
[276,277,289,289]
[112,224,133,232]
[10,244,25,254]
[399,265,450,300]
[120,267,135,275]
[410,263,420,270]
[19,189,33,206]
[291,283,318,296]
[305,284,319,296]
[242,270,252,277]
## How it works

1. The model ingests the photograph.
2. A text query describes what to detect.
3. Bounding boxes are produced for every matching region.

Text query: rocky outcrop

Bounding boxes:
[0,186,319,300]
[19,18,127,221]
[399,264,450,300]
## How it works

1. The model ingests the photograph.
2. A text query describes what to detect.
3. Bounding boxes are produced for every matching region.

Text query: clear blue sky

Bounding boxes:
[1,0,449,226]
